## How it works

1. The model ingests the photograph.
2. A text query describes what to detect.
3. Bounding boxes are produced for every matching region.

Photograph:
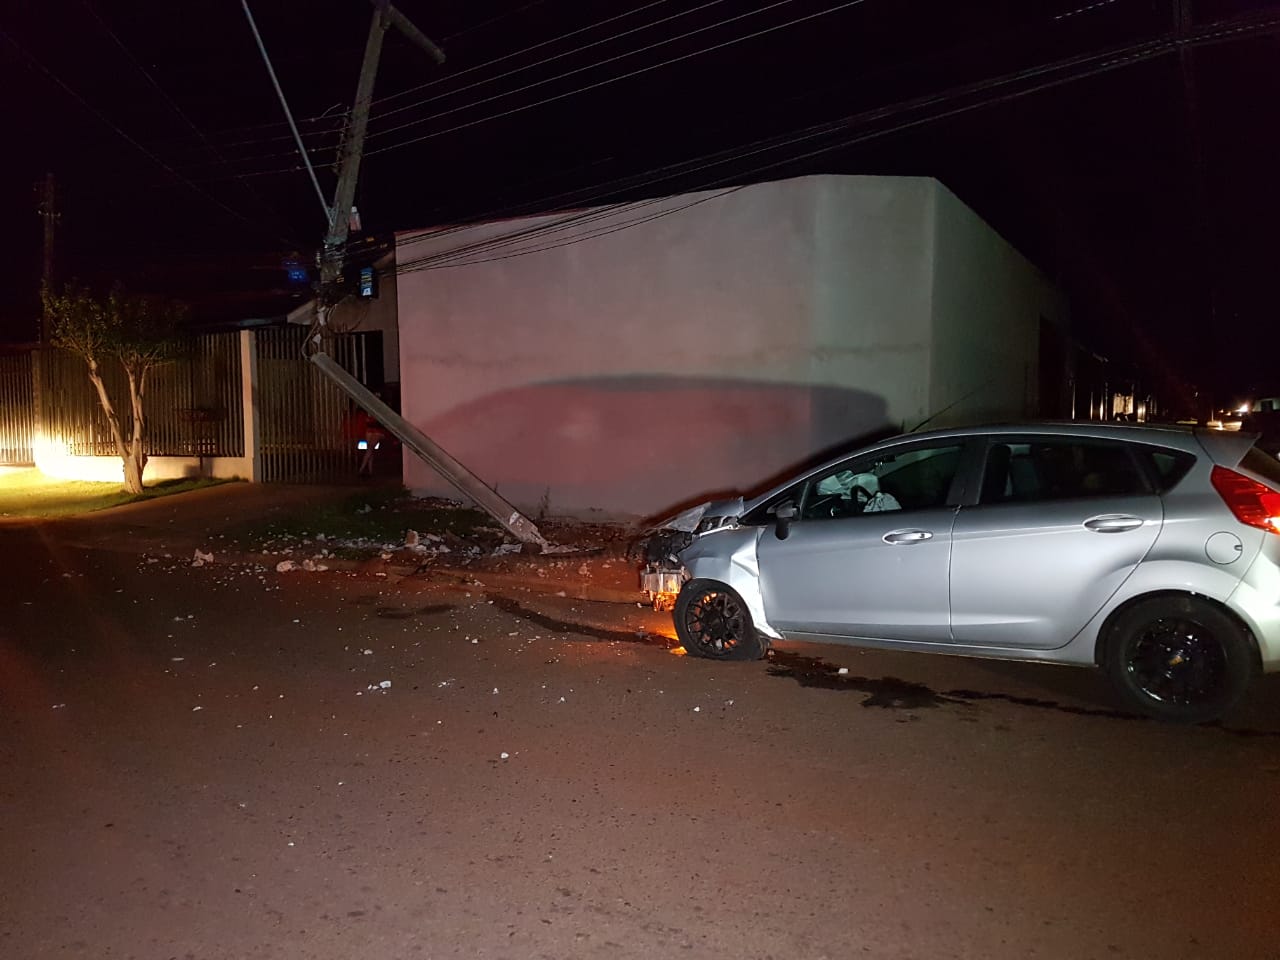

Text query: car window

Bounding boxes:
[978,439,1147,505]
[1135,445,1197,494]
[1242,446,1280,488]
[800,444,963,520]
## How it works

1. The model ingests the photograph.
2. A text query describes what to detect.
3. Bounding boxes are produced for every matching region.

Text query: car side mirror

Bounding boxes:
[774,501,797,540]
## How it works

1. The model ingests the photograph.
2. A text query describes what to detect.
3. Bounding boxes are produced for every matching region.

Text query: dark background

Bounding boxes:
[2,0,1277,408]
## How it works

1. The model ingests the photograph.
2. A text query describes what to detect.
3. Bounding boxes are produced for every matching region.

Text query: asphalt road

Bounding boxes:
[3,519,1280,960]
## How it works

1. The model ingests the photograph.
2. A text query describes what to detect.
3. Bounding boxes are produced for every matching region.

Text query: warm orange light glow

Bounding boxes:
[668,645,687,656]
[33,433,126,483]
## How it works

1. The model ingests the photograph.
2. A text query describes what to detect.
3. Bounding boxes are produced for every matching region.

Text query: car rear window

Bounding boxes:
[1136,446,1197,494]
[978,438,1148,504]
[1241,446,1280,489]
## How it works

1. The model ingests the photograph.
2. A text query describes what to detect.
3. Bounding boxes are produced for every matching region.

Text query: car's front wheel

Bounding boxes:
[674,580,767,661]
[1104,596,1255,724]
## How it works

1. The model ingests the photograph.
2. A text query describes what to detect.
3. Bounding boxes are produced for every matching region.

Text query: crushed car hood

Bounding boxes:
[657,497,745,532]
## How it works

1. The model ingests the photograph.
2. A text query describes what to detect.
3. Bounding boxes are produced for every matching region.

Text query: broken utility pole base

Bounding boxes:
[307,350,550,552]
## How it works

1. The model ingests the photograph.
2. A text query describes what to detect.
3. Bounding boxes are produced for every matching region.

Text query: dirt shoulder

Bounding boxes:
[27,480,649,605]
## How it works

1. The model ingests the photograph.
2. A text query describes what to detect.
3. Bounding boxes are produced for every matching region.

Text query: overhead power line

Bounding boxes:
[369,0,739,128]
[0,25,284,242]
[385,9,1280,276]
[364,0,809,145]
[218,0,870,174]
[202,0,691,149]
[398,188,748,274]
[192,0,1140,167]
[191,0,1135,174]
[190,0,799,168]
[79,0,303,246]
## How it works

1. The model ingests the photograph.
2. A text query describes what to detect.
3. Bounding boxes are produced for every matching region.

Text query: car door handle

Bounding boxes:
[883,529,933,544]
[1083,515,1146,533]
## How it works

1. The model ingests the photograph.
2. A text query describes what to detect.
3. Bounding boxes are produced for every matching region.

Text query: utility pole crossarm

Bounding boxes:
[372,0,446,64]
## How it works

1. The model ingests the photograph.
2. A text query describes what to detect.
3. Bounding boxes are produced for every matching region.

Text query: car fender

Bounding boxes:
[1068,558,1254,664]
[680,527,782,640]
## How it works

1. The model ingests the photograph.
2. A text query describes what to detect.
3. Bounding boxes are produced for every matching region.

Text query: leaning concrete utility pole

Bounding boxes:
[302,2,548,550]
[320,0,444,298]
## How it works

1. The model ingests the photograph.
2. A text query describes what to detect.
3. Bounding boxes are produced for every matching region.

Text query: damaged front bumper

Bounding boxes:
[639,564,686,611]
[637,501,780,640]
[636,501,708,610]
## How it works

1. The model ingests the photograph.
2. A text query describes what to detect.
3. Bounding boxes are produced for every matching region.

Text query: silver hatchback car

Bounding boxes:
[655,423,1280,723]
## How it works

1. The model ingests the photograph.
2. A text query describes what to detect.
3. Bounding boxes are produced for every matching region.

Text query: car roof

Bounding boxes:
[886,421,1265,463]
[744,422,1256,509]
[901,420,1203,447]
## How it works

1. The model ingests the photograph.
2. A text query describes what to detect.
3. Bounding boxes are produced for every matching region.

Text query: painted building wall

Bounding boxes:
[395,175,1061,518]
[927,182,1068,426]
[810,177,935,445]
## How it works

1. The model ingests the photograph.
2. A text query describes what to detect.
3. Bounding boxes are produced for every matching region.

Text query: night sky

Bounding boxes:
[2,0,1278,406]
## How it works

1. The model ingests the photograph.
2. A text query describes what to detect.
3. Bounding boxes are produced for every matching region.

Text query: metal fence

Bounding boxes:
[0,353,35,464]
[256,326,379,482]
[39,333,244,458]
[0,326,379,482]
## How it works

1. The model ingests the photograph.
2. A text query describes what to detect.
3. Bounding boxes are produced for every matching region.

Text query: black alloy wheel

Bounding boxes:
[1125,617,1229,708]
[1105,596,1254,724]
[674,580,766,661]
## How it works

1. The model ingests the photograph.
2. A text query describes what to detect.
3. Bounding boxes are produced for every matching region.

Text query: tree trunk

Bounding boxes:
[86,364,138,490]
[123,454,145,494]
[125,367,148,494]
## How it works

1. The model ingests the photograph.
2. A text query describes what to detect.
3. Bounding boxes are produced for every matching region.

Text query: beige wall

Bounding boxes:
[927,182,1069,427]
[33,452,252,484]
[394,175,1062,518]
[810,176,936,441]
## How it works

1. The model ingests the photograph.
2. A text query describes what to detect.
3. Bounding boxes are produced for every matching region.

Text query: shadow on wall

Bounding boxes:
[412,375,891,518]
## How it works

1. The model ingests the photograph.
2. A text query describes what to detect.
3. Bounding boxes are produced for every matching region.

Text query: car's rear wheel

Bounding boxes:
[674,580,766,661]
[1104,596,1255,724]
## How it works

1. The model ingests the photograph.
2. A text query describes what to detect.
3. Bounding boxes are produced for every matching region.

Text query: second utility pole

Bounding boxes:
[37,172,57,342]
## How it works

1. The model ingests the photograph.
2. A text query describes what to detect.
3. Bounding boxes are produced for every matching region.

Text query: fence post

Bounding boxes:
[30,349,43,463]
[240,330,262,482]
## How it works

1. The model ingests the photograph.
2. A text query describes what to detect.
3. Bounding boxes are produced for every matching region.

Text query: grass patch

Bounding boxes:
[233,488,496,548]
[0,469,236,519]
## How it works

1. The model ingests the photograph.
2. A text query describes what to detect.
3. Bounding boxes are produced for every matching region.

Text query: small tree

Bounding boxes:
[43,285,184,494]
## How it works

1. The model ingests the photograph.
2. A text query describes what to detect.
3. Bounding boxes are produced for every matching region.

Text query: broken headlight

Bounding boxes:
[694,515,737,536]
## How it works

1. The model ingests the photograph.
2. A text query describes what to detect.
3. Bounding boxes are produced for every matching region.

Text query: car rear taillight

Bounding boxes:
[1210,465,1280,534]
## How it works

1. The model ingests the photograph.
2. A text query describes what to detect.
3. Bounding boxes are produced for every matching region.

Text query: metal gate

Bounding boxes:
[0,352,36,465]
[257,326,381,482]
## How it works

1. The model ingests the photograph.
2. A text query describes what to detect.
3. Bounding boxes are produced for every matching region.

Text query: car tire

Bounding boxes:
[674,579,767,661]
[1104,595,1255,724]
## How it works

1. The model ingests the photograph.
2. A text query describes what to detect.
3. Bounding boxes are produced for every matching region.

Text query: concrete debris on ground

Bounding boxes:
[136,491,650,603]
